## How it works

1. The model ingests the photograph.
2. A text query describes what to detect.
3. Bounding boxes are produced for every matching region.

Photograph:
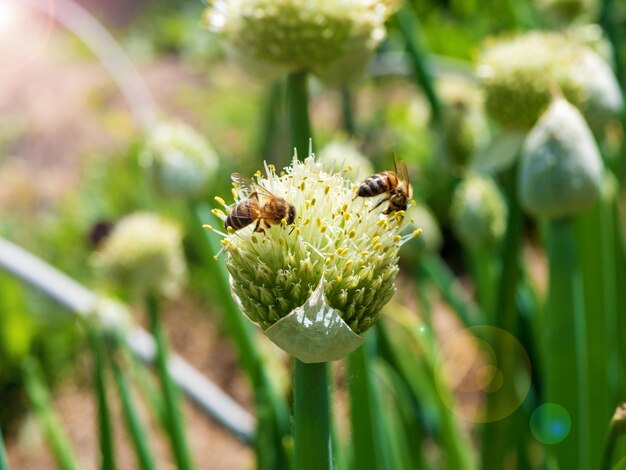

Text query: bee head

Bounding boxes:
[287,204,296,225]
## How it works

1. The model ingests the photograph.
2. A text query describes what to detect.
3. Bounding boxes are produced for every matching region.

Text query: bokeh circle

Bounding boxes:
[530,403,571,445]
[434,325,532,423]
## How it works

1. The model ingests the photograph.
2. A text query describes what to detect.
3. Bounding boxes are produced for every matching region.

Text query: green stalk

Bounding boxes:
[394,4,442,127]
[545,219,590,470]
[602,405,626,470]
[599,0,625,95]
[418,254,483,327]
[194,204,290,470]
[259,82,283,162]
[293,360,332,470]
[347,338,392,470]
[22,359,80,470]
[340,86,356,136]
[378,309,475,470]
[109,335,157,470]
[146,295,193,470]
[88,328,117,470]
[466,247,496,320]
[0,424,8,470]
[481,165,523,470]
[287,70,312,159]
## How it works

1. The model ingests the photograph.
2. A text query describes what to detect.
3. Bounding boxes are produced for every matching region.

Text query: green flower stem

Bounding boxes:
[481,165,523,470]
[0,424,8,470]
[146,295,194,470]
[419,255,483,327]
[294,360,332,470]
[194,203,290,470]
[394,4,442,127]
[602,405,626,470]
[347,339,392,470]
[22,359,80,470]
[574,190,618,466]
[466,248,496,320]
[109,334,157,470]
[340,86,356,136]
[287,70,313,159]
[600,0,625,95]
[259,82,283,162]
[87,328,117,470]
[378,309,475,470]
[545,219,590,470]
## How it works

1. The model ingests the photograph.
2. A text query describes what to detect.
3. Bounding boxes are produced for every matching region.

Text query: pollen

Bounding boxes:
[214,196,226,206]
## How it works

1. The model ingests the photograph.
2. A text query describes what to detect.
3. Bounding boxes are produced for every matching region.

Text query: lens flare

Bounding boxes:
[530,403,571,445]
[0,0,54,73]
[435,326,532,423]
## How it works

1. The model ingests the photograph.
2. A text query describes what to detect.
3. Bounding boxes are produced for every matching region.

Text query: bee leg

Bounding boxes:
[369,197,390,212]
[253,219,265,234]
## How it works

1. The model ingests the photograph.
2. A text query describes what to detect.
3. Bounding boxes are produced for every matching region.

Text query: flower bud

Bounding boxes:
[400,204,442,263]
[318,138,374,180]
[438,76,490,167]
[450,175,507,250]
[203,0,399,84]
[140,122,218,197]
[92,213,187,298]
[212,156,416,362]
[518,97,604,219]
[534,0,598,24]
[476,31,623,131]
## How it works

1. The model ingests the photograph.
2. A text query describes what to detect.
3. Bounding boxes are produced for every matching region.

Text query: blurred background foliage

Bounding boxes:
[1,0,626,468]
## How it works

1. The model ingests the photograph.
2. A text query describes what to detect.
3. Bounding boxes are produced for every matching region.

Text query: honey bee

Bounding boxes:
[225,173,296,233]
[356,153,411,214]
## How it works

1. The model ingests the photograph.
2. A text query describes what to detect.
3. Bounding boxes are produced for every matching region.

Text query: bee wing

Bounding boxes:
[393,152,410,185]
[231,172,279,200]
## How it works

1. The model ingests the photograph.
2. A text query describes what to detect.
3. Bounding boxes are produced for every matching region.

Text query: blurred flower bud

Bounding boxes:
[141,122,218,197]
[476,31,623,131]
[450,174,507,250]
[92,213,187,298]
[401,204,442,263]
[518,97,604,219]
[438,76,490,167]
[210,156,419,362]
[318,138,374,180]
[203,0,399,84]
[534,0,598,24]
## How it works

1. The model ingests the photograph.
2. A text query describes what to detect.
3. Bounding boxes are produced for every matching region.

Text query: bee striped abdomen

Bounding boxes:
[225,199,259,230]
[358,172,398,197]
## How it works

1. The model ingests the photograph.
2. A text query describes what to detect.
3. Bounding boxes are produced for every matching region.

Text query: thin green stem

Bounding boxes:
[259,82,283,162]
[481,164,523,470]
[418,255,483,327]
[0,424,8,470]
[22,359,80,470]
[287,70,312,159]
[340,86,356,136]
[466,247,496,320]
[294,360,332,470]
[602,405,626,470]
[109,335,157,470]
[394,4,442,127]
[146,295,193,470]
[88,329,117,470]
[347,339,391,470]
[545,219,590,470]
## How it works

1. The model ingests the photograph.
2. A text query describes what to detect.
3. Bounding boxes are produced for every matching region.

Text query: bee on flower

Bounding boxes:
[205,155,420,362]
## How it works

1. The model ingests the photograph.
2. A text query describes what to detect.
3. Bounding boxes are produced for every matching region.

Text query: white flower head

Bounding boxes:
[318,138,374,180]
[203,0,399,84]
[141,121,219,197]
[92,213,187,299]
[207,155,419,362]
